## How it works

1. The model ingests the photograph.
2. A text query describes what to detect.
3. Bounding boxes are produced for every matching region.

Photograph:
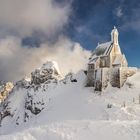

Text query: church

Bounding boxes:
[87,27,136,91]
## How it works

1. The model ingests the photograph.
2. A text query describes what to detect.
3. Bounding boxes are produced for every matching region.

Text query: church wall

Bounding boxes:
[121,56,128,67]
[87,71,95,86]
[110,68,120,87]
[100,56,110,68]
[101,68,110,90]
[94,68,102,91]
[110,47,115,67]
[95,58,100,69]
[94,68,110,91]
[86,64,95,86]
[120,67,128,87]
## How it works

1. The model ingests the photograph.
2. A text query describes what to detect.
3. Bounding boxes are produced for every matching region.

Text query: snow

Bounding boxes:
[1,120,140,140]
[0,70,140,140]
[89,41,112,64]
[95,41,112,56]
[88,57,98,64]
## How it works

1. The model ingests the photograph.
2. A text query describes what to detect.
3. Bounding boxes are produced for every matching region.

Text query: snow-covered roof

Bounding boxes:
[89,41,113,64]
[96,41,112,56]
[88,57,99,64]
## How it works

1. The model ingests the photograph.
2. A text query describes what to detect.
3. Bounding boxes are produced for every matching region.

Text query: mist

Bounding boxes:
[0,0,91,82]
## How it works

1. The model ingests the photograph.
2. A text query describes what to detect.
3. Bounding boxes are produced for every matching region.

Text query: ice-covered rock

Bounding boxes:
[31,61,61,85]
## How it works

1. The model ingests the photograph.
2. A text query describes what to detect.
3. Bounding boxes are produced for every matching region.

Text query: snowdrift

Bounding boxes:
[0,62,140,140]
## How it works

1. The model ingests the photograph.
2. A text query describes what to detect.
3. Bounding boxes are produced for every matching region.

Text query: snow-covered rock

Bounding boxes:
[31,61,61,85]
[0,61,63,128]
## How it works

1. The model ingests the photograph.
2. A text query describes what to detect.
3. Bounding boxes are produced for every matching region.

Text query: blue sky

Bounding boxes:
[62,0,140,67]
[0,0,139,81]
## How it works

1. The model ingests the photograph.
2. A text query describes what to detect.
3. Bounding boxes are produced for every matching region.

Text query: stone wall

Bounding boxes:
[86,65,137,91]
[86,64,95,86]
[110,68,120,87]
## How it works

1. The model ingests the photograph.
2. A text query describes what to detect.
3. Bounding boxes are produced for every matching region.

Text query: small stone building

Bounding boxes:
[87,27,136,91]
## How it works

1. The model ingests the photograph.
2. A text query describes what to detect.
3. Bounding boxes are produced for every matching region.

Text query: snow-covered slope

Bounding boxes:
[0,62,140,140]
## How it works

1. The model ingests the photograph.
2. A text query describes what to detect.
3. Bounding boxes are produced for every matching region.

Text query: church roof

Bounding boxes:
[95,41,113,56]
[88,57,99,64]
[89,41,113,64]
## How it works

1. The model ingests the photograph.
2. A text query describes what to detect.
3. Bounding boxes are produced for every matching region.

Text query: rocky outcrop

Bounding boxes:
[0,61,62,126]
[0,61,83,126]
[0,82,14,103]
[15,77,31,89]
[31,61,61,85]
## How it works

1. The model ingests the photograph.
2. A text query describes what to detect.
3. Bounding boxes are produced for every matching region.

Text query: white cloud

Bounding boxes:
[0,0,91,82]
[116,7,123,18]
[0,0,71,37]
[0,36,91,82]
[120,6,140,33]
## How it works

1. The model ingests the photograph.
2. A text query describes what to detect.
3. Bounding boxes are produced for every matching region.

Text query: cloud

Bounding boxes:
[116,1,140,33]
[0,0,71,37]
[0,36,91,82]
[0,0,91,82]
[116,7,123,18]
[120,6,140,33]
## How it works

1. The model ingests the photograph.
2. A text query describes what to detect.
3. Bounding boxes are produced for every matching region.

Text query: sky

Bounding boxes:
[0,0,139,81]
[66,0,140,67]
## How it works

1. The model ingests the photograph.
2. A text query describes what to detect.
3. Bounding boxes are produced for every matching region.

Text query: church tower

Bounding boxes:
[111,26,119,45]
[111,26,121,54]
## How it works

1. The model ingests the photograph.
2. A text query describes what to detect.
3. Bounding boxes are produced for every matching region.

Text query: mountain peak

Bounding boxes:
[31,61,61,85]
[41,61,61,76]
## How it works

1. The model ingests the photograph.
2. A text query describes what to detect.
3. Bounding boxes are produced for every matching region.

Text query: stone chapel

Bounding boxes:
[87,27,136,91]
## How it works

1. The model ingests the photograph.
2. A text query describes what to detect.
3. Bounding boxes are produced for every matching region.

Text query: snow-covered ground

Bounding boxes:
[0,69,140,140]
